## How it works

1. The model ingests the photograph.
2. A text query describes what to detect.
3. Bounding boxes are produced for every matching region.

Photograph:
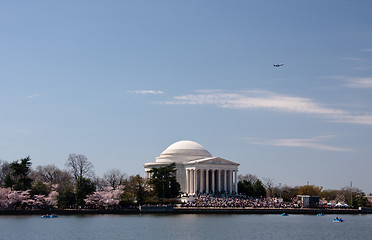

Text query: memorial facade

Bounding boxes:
[144,140,240,195]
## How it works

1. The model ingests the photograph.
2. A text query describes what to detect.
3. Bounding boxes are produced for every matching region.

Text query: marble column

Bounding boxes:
[190,169,194,194]
[212,170,215,193]
[218,170,221,192]
[224,170,227,193]
[185,169,189,193]
[201,170,203,193]
[234,170,238,194]
[206,170,209,193]
[229,170,233,194]
[194,169,198,193]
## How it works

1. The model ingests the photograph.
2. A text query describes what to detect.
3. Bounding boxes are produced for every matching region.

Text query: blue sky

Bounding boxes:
[1,1,372,193]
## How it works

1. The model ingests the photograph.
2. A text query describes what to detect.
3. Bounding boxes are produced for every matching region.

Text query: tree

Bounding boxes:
[238,180,254,196]
[238,178,266,197]
[0,160,12,187]
[262,177,275,197]
[30,181,50,196]
[65,154,94,180]
[320,189,339,201]
[238,174,259,184]
[75,177,96,207]
[103,169,126,190]
[85,186,123,209]
[9,157,33,190]
[281,185,300,202]
[337,186,366,208]
[30,165,73,191]
[120,175,148,206]
[298,185,323,196]
[253,179,266,197]
[149,163,180,200]
[57,189,76,209]
[4,174,15,189]
[352,193,368,208]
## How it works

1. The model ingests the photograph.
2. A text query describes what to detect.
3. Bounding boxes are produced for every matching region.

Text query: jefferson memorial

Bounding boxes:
[144,140,240,195]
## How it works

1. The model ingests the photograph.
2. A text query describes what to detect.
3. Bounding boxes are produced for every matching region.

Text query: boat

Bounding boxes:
[317,213,323,216]
[41,214,58,218]
[281,213,288,216]
[333,217,343,222]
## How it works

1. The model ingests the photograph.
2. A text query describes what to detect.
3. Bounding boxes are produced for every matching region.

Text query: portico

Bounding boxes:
[185,168,238,194]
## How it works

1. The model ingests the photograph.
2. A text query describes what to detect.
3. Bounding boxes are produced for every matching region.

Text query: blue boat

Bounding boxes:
[41,214,58,218]
[333,217,343,222]
[317,213,323,216]
[281,213,288,216]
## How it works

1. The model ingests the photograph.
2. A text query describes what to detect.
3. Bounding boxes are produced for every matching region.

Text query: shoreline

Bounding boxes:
[1,207,371,215]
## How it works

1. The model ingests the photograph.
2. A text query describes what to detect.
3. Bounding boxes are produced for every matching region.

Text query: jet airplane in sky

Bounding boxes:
[273,63,284,67]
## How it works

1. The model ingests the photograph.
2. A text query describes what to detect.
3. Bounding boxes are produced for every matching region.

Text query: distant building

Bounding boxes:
[299,195,320,208]
[144,140,240,195]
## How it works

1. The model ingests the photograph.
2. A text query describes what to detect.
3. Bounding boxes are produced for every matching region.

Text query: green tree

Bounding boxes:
[149,163,180,200]
[120,174,148,206]
[4,174,15,189]
[75,177,96,207]
[9,156,33,190]
[30,181,50,196]
[253,179,266,197]
[57,189,76,209]
[238,180,254,196]
[238,178,266,197]
[350,193,368,208]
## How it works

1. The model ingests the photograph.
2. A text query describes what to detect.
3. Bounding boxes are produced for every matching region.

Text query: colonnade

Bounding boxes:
[185,168,238,194]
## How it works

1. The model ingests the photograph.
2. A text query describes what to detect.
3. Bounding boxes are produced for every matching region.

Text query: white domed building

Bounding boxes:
[144,140,240,195]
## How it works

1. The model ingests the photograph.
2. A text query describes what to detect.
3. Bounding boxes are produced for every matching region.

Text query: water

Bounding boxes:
[0,214,371,240]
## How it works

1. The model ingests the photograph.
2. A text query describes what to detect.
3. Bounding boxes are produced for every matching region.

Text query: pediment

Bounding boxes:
[186,157,239,166]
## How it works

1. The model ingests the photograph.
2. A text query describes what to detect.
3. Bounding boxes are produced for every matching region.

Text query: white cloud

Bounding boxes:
[27,94,40,98]
[319,75,372,88]
[161,89,372,125]
[246,136,354,152]
[345,77,372,88]
[129,90,164,95]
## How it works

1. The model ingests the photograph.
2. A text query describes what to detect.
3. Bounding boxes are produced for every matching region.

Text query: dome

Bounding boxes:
[156,140,212,163]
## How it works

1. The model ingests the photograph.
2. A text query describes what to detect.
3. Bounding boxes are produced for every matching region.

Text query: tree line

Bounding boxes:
[0,155,181,210]
[238,174,370,208]
[0,156,370,210]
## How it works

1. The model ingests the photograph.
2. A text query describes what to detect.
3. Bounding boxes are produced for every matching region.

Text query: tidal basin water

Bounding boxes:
[0,214,371,240]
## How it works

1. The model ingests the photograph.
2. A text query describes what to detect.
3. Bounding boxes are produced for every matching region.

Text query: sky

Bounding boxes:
[1,1,372,193]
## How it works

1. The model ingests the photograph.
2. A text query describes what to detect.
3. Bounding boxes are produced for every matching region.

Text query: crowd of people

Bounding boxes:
[180,194,297,208]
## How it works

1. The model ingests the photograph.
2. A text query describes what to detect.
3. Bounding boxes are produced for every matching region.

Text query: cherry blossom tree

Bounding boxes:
[85,186,123,209]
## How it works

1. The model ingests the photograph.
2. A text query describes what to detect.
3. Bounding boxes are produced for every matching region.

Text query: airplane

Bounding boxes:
[273,63,284,67]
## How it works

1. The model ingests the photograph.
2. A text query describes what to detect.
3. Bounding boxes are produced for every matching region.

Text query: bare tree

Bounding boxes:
[238,174,258,183]
[0,160,12,187]
[103,169,127,189]
[262,177,275,197]
[65,154,94,180]
[93,176,107,191]
[30,164,73,190]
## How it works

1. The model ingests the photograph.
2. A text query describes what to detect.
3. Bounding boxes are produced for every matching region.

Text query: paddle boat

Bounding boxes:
[41,214,58,218]
[281,213,288,216]
[333,217,343,222]
[317,213,324,216]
